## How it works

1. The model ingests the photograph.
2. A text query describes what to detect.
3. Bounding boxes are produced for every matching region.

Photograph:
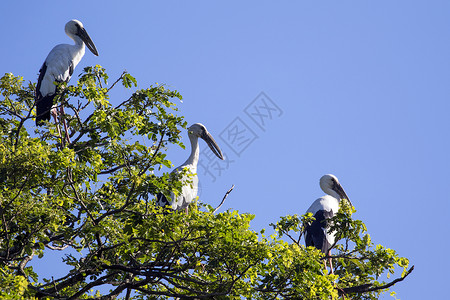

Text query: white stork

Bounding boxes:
[304,174,353,274]
[35,19,98,142]
[157,123,224,212]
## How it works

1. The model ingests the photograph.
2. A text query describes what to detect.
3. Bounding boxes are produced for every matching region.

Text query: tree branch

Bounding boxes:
[213,184,234,214]
[338,265,415,295]
[107,71,127,93]
[18,250,35,276]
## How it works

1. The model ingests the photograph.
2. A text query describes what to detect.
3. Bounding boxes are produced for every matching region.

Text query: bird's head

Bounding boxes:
[188,123,224,160]
[320,174,353,207]
[65,19,99,56]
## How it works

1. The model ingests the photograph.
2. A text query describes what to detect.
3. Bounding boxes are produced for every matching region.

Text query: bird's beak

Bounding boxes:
[201,131,224,160]
[78,27,99,56]
[335,182,353,208]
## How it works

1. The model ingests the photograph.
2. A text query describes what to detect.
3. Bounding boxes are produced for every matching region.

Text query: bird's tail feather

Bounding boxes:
[35,94,55,126]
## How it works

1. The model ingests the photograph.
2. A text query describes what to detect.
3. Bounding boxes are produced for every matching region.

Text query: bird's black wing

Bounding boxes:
[305,209,334,254]
[35,62,55,126]
[35,62,46,97]
[68,61,74,78]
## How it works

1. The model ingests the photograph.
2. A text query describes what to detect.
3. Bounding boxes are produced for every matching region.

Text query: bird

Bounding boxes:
[35,19,99,142]
[304,174,353,274]
[157,123,224,212]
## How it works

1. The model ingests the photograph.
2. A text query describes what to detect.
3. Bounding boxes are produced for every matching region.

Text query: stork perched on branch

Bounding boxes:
[35,19,98,143]
[305,174,353,274]
[157,123,224,212]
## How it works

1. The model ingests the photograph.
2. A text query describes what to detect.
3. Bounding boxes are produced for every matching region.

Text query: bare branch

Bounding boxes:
[338,265,415,295]
[107,71,127,93]
[18,249,35,276]
[213,184,234,214]
[45,244,69,251]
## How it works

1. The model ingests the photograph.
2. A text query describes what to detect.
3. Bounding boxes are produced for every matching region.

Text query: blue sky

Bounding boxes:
[2,1,449,299]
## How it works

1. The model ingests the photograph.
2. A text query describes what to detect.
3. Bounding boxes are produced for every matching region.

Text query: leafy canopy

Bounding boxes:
[0,67,412,299]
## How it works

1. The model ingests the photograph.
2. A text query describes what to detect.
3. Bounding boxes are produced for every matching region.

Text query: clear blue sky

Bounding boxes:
[2,1,449,299]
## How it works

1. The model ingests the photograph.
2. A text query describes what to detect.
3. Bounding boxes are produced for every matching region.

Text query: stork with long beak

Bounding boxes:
[304,174,353,274]
[157,123,224,212]
[35,19,99,143]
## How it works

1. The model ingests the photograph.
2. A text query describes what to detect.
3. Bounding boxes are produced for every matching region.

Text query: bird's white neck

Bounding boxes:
[324,188,341,202]
[182,134,199,170]
[63,34,86,69]
[69,33,84,46]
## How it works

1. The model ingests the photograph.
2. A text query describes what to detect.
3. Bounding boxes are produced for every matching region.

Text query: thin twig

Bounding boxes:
[138,130,166,176]
[283,230,300,246]
[213,185,234,214]
[114,95,133,110]
[297,230,304,245]
[11,89,35,149]
[107,71,127,93]
[66,167,96,224]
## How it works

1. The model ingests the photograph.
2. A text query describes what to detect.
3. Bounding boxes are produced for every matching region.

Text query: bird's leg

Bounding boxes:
[185,207,189,214]
[59,105,71,144]
[51,107,63,143]
[327,250,334,274]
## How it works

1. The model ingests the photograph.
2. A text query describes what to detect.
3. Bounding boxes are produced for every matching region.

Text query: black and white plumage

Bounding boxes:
[157,123,224,212]
[35,19,98,126]
[305,174,353,273]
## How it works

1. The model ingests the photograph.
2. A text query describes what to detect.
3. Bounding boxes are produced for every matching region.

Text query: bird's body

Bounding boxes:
[160,134,200,210]
[35,19,98,125]
[304,174,353,273]
[157,123,224,211]
[305,195,339,253]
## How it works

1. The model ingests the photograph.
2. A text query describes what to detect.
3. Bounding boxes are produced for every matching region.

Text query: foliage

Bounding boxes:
[270,201,412,300]
[0,67,412,299]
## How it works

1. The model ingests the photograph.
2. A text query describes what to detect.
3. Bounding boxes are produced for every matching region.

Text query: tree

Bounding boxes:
[0,67,413,299]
